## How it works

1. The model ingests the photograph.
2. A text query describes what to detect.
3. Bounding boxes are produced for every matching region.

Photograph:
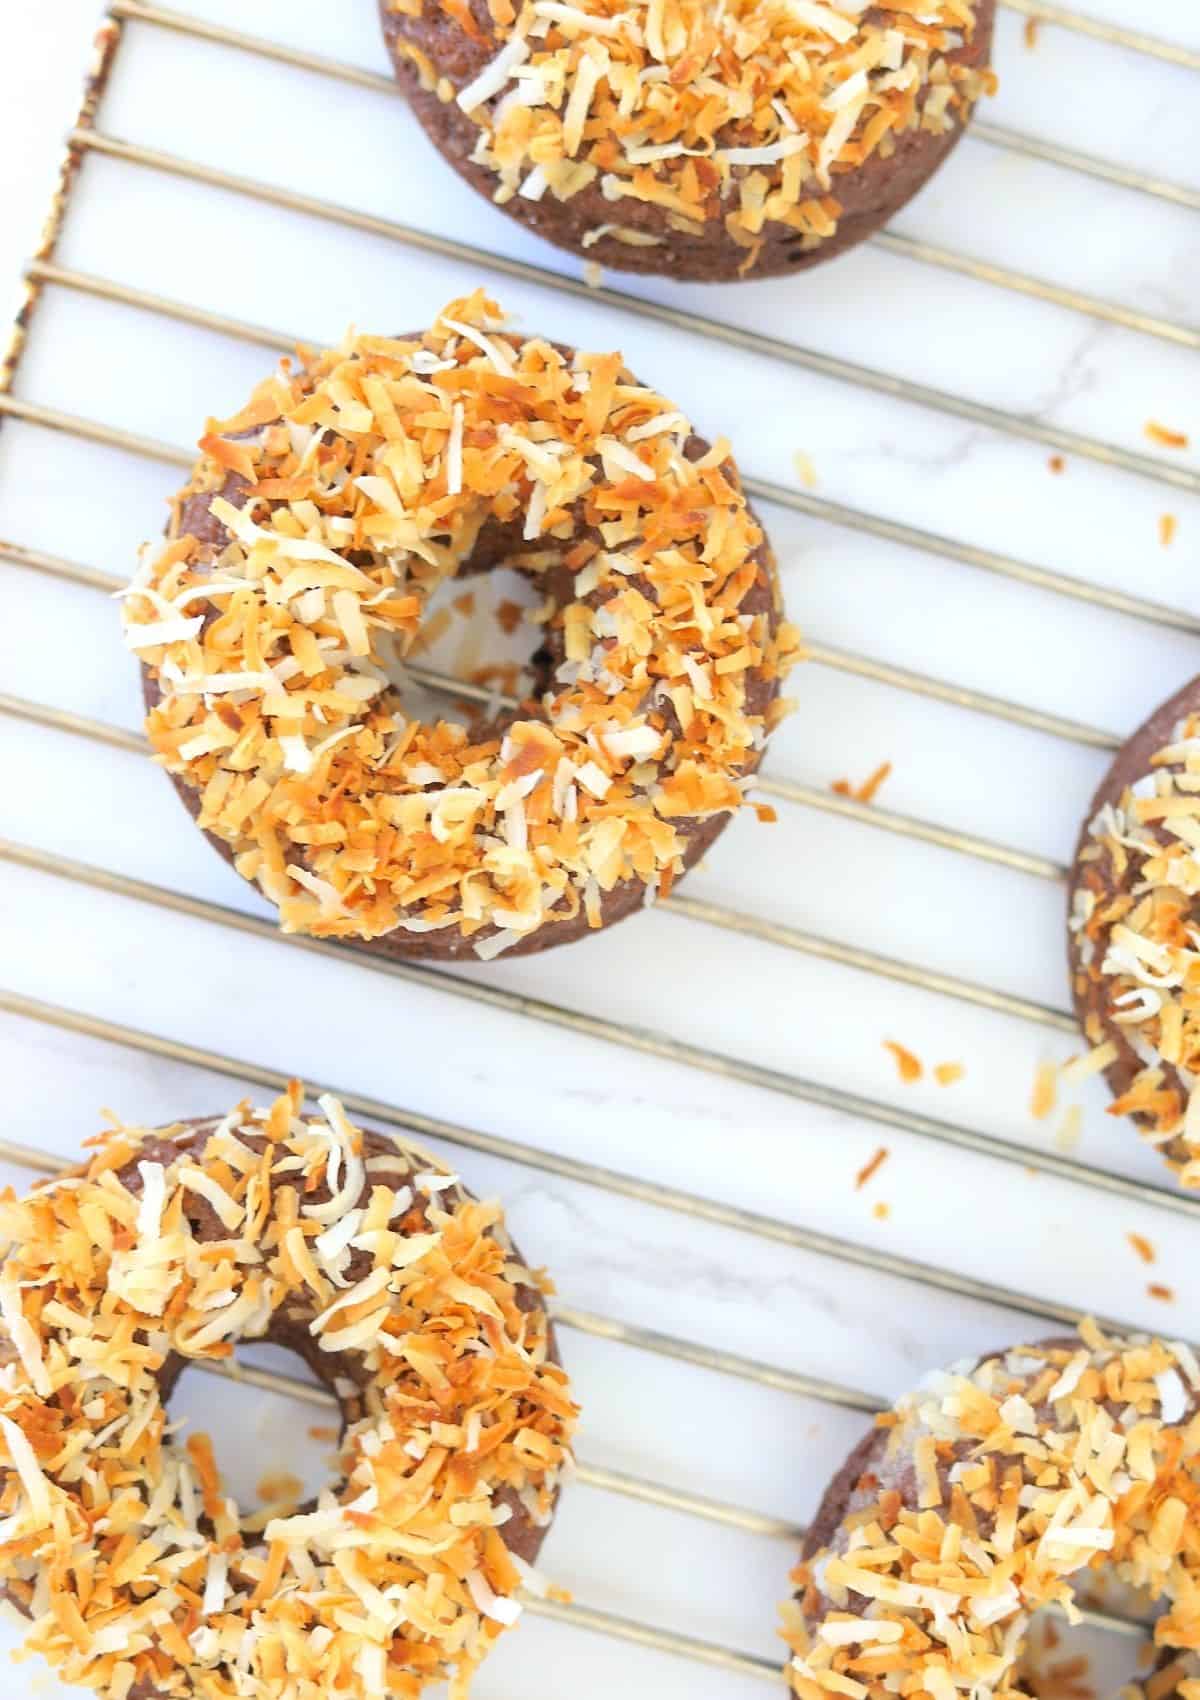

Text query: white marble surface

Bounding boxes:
[0,3,1199,1696]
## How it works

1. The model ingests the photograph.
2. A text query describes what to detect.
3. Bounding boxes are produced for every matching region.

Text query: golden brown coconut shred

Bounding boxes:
[781,1325,1200,1700]
[387,0,995,260]
[0,1088,577,1699]
[124,292,800,953]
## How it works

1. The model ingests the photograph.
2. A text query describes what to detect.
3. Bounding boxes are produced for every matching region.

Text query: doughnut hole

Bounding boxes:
[1015,1593,1178,1700]
[162,1343,341,1522]
[392,560,558,732]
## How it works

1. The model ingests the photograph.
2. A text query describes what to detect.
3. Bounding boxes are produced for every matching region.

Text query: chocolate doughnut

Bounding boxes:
[379,0,995,281]
[124,293,798,960]
[783,1329,1200,1700]
[1068,677,1200,1190]
[0,1087,576,1698]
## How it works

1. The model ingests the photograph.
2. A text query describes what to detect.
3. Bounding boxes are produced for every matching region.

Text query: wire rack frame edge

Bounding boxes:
[0,2,1196,1689]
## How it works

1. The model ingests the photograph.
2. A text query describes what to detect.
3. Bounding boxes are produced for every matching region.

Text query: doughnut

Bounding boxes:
[0,1086,576,1699]
[379,0,995,282]
[1068,676,1200,1190]
[782,1326,1200,1700]
[124,291,798,961]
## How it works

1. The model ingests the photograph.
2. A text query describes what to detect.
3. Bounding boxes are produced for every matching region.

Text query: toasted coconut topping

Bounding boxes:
[0,1088,576,1699]
[1071,714,1200,1188]
[126,292,799,951]
[388,0,993,253]
[783,1327,1200,1700]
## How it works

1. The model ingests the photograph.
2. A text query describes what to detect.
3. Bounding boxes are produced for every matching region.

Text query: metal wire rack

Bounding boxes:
[0,1,1197,1691]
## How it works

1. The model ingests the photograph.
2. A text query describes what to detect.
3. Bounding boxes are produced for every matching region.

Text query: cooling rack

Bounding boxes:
[0,1,1197,1694]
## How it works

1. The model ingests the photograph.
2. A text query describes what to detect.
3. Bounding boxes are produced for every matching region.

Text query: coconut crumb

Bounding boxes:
[1148,1282,1175,1302]
[1048,453,1065,474]
[854,1146,890,1190]
[792,452,818,490]
[1127,1232,1156,1265]
[1054,1104,1082,1153]
[872,1201,890,1221]
[494,598,524,636]
[1023,19,1040,48]
[933,1061,964,1087]
[1160,514,1178,548]
[257,1470,305,1505]
[883,1041,922,1084]
[1146,421,1190,450]
[833,761,892,805]
[1030,1060,1058,1121]
[1036,1655,1095,1700]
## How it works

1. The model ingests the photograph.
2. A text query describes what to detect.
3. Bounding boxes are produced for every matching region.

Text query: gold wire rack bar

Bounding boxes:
[969,118,1200,211]
[11,250,1200,636]
[518,1598,779,1678]
[395,642,1115,762]
[0,1079,795,1545]
[27,244,1196,518]
[7,315,1199,639]
[0,857,1125,1324]
[522,1596,777,1679]
[998,0,1200,71]
[0,687,1078,1033]
[865,223,1199,352]
[5,839,1197,1223]
[0,323,1133,779]
[560,1462,803,1540]
[0,1128,794,1542]
[64,112,1200,372]
[694,776,1064,881]
[136,1345,1162,1636]
[8,268,1200,631]
[0,994,1152,1650]
[802,641,1119,753]
[0,988,875,1412]
[105,0,1200,314]
[0,538,1071,884]
[201,1352,1151,1641]
[0,996,1141,1383]
[0,429,1124,759]
[0,1062,807,1553]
